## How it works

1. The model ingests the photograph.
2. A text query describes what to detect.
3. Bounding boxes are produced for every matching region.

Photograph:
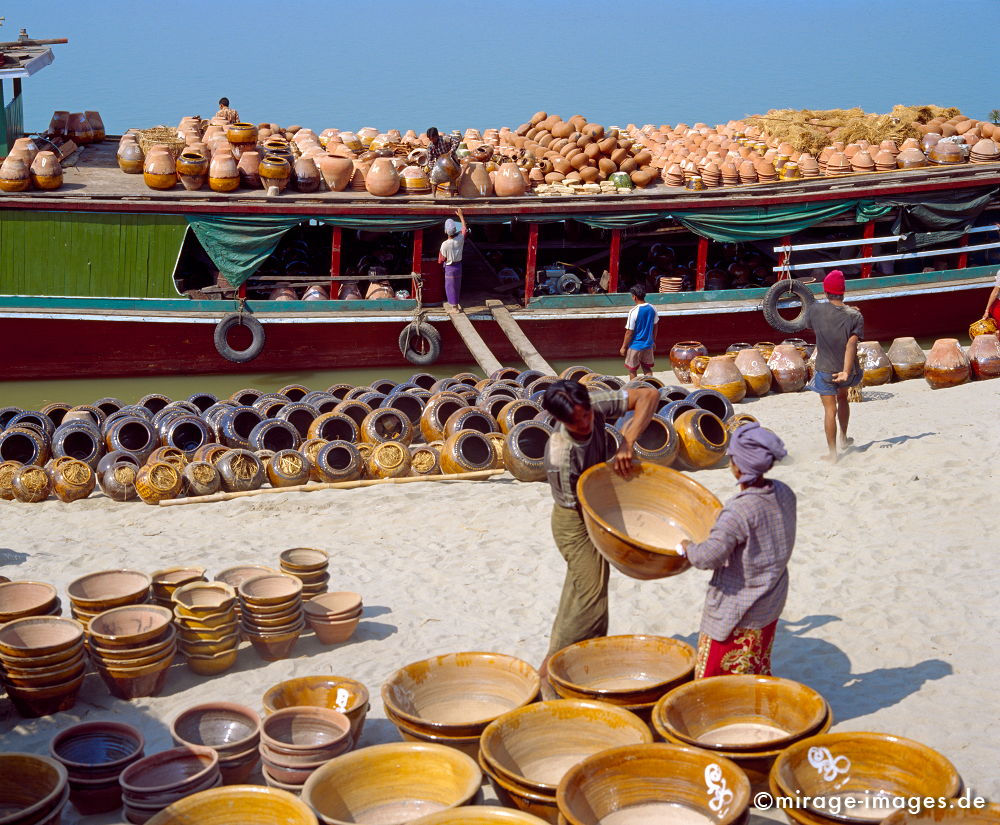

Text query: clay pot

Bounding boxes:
[209,153,240,192]
[698,355,746,403]
[259,155,291,192]
[13,137,39,165]
[458,162,493,197]
[857,341,892,386]
[293,158,320,193]
[236,151,260,188]
[29,151,63,190]
[67,112,95,145]
[143,151,177,190]
[176,152,209,191]
[317,156,352,192]
[117,142,145,174]
[494,162,527,197]
[688,355,710,388]
[226,123,258,158]
[766,345,807,393]
[733,348,771,397]
[49,110,70,135]
[85,111,106,142]
[0,154,30,192]
[886,337,926,380]
[669,341,708,384]
[364,157,400,197]
[673,409,729,470]
[924,338,970,389]
[968,333,1000,380]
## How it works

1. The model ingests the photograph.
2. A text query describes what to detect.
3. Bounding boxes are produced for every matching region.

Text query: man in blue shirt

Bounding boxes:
[620,284,659,379]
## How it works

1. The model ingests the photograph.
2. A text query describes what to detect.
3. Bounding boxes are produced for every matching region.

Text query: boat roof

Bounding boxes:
[0,45,54,79]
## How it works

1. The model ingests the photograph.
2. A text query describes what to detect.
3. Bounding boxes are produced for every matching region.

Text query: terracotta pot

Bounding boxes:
[673,409,729,470]
[364,157,400,197]
[236,151,260,188]
[766,345,807,392]
[176,152,209,191]
[699,355,746,403]
[968,333,1000,380]
[0,154,30,192]
[259,155,291,192]
[924,338,970,389]
[733,348,771,397]
[494,162,527,197]
[669,341,708,384]
[143,151,177,190]
[29,151,63,190]
[117,142,145,174]
[67,112,95,145]
[857,341,892,386]
[49,110,70,134]
[13,137,39,164]
[458,162,493,197]
[293,158,319,192]
[886,337,926,380]
[688,355,710,388]
[317,156,352,192]
[84,111,106,142]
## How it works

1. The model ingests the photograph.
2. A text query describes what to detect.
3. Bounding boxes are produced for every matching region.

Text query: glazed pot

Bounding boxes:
[668,341,708,384]
[143,150,177,190]
[176,152,209,191]
[365,157,401,197]
[968,333,1000,380]
[503,420,552,483]
[237,151,261,188]
[733,347,771,397]
[117,142,145,174]
[766,345,807,393]
[67,112,95,144]
[293,158,319,192]
[226,123,258,157]
[209,154,240,192]
[857,341,892,386]
[886,337,926,380]
[29,151,64,190]
[259,155,291,192]
[458,162,493,197]
[673,409,729,470]
[365,441,412,478]
[0,155,30,192]
[440,431,496,474]
[688,355,709,388]
[318,156,353,192]
[924,338,970,389]
[85,110,106,142]
[698,355,746,403]
[494,162,527,197]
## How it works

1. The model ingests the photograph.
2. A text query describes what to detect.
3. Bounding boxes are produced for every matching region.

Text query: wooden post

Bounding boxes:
[958,233,969,269]
[608,228,622,293]
[695,236,709,290]
[329,225,342,297]
[777,235,792,280]
[237,283,247,300]
[860,220,875,278]
[411,228,423,300]
[524,223,539,304]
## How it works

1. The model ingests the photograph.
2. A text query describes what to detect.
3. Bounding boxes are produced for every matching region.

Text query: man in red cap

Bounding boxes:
[805,269,864,462]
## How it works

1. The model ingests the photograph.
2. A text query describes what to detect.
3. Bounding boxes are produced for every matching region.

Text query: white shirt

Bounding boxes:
[440,233,465,265]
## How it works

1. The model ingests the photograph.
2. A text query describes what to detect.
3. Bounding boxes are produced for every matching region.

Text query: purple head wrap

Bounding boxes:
[727,421,787,483]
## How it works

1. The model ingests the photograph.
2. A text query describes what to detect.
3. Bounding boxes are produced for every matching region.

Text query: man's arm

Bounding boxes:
[620,328,634,357]
[457,209,468,236]
[612,387,658,475]
[833,334,859,383]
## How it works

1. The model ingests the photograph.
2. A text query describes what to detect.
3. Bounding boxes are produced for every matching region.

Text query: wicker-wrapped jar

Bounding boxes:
[147,446,187,471]
[51,459,96,502]
[0,459,22,500]
[409,444,441,476]
[136,461,183,504]
[365,441,411,479]
[216,449,265,492]
[100,462,139,501]
[182,461,222,497]
[11,464,50,502]
[266,450,311,488]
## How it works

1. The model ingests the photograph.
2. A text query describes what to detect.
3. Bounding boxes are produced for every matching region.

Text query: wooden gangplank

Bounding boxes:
[486,299,555,375]
[444,305,503,376]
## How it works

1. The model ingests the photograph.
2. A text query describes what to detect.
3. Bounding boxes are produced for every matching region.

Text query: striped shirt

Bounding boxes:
[544,389,628,509]
[684,479,796,641]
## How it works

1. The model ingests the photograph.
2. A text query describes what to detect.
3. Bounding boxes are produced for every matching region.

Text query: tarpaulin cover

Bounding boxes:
[856,187,999,250]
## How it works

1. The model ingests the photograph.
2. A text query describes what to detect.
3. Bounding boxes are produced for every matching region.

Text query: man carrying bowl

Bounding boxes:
[539,380,659,687]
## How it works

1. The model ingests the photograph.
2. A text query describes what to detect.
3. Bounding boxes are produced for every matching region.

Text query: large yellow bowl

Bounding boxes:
[262,675,369,745]
[144,784,317,825]
[577,461,720,580]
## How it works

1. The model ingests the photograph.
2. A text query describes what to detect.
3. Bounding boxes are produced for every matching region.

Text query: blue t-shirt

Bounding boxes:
[626,302,658,350]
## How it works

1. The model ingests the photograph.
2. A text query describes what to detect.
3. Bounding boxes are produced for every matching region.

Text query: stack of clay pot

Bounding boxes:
[87,604,177,699]
[970,138,1000,163]
[278,547,329,600]
[302,591,362,645]
[170,702,262,785]
[67,569,151,630]
[0,615,86,717]
[0,580,61,625]
[119,746,221,824]
[151,566,206,608]
[238,573,304,661]
[172,581,240,676]
[50,721,145,815]
[259,706,353,793]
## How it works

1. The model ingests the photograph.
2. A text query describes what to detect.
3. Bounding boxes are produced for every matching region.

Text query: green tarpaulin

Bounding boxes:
[858,187,998,250]
[669,200,860,242]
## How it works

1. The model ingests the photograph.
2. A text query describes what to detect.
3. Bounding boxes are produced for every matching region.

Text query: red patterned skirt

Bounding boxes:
[695,619,778,679]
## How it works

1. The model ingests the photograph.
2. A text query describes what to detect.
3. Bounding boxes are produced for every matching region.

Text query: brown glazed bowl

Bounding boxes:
[653,675,829,751]
[0,580,58,622]
[382,652,540,737]
[172,582,237,616]
[171,703,261,757]
[478,751,559,823]
[279,548,330,573]
[302,742,482,825]
[307,613,362,645]
[0,753,69,824]
[86,604,173,648]
[302,591,361,618]
[480,699,653,794]
[5,672,86,717]
[262,675,370,744]
[384,704,483,760]
[66,569,151,611]
[0,615,84,659]
[95,653,175,700]
[214,565,280,591]
[409,807,551,824]
[547,635,695,705]
[2,656,85,687]
[119,746,220,800]
[143,785,319,825]
[260,707,351,759]
[238,574,303,606]
[557,743,751,825]
[93,626,176,661]
[50,721,145,779]
[577,462,721,580]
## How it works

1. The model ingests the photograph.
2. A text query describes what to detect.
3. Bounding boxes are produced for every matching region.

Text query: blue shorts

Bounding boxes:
[810,369,862,396]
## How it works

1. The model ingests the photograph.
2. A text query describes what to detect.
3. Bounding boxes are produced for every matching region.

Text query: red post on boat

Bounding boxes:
[329,226,342,297]
[777,235,792,280]
[524,223,539,304]
[238,283,247,300]
[958,233,969,269]
[608,228,622,293]
[695,236,708,290]
[861,221,875,277]
[411,229,423,300]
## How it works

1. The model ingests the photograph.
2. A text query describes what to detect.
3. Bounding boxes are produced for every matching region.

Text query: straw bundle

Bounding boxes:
[148,463,180,489]
[113,465,137,486]
[228,452,259,479]
[189,463,216,485]
[137,126,186,158]
[277,452,304,476]
[62,461,92,485]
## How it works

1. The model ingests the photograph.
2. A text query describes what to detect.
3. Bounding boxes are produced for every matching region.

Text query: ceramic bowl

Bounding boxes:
[382,652,540,737]
[384,705,482,760]
[171,703,261,757]
[5,672,86,717]
[185,648,239,676]
[259,751,330,786]
[92,639,176,670]
[548,635,695,705]
[241,597,303,617]
[261,763,307,794]
[2,656,85,688]
[279,548,329,573]
[0,639,83,669]
[119,746,220,801]
[66,569,151,611]
[302,591,361,618]
[96,652,175,699]
[0,616,84,659]
[480,699,653,794]
[242,605,303,629]
[577,462,721,580]
[260,707,351,759]
[653,675,828,751]
[243,622,303,661]
[87,604,173,648]
[408,806,551,824]
[306,613,361,645]
[178,633,238,657]
[152,566,207,590]
[2,645,85,675]
[238,574,303,606]
[557,743,751,825]
[478,752,558,823]
[65,773,126,816]
[302,742,482,825]
[172,582,237,616]
[0,580,58,622]
[173,610,237,632]
[216,748,260,785]
[262,675,370,744]
[0,753,69,825]
[93,626,176,662]
[143,785,318,825]
[291,570,330,588]
[214,565,280,591]
[50,721,145,780]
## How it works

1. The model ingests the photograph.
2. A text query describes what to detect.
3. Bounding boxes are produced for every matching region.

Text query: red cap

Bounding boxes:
[823,269,846,295]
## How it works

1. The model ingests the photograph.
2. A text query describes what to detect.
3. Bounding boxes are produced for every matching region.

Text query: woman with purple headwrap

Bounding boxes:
[679,422,796,678]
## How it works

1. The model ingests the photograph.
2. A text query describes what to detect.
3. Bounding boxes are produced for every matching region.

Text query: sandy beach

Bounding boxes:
[0,372,997,824]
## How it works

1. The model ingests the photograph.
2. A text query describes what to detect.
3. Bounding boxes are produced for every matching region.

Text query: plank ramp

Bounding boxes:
[486,299,554,375]
[444,304,503,376]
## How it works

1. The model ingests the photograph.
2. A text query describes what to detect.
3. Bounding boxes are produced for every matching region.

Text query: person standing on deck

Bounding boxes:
[678,422,795,678]
[806,270,863,463]
[980,269,1000,325]
[438,209,468,310]
[214,98,240,124]
[538,380,659,687]
[620,284,658,379]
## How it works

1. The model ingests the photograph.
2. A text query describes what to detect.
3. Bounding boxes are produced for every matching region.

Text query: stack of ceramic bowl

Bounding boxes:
[170,703,261,785]
[262,675,371,747]
[478,699,653,821]
[0,616,87,717]
[119,746,221,824]
[658,276,683,293]
[172,581,239,676]
[214,564,278,627]
[0,753,70,825]
[50,721,145,815]
[259,707,352,794]
[652,674,832,793]
[151,567,206,608]
[663,165,684,186]
[970,138,1000,163]
[700,162,722,188]
[134,785,319,825]
[824,152,852,175]
[302,591,362,644]
[850,150,876,173]
[67,569,150,630]
[0,580,61,624]
[279,548,329,600]
[382,652,540,761]
[238,573,304,661]
[87,604,176,699]
[798,154,821,177]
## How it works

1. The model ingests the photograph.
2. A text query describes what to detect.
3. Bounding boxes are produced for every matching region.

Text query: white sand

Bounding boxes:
[1,374,998,823]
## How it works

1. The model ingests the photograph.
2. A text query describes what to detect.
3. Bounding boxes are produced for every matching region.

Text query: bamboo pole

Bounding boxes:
[158,469,504,507]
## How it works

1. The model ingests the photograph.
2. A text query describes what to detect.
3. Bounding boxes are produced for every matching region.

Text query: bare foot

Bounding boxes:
[840,437,854,449]
[821,452,839,463]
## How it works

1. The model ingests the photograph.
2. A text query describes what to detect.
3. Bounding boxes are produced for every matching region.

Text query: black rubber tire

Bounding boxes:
[215,312,266,363]
[399,322,442,366]
[763,280,815,334]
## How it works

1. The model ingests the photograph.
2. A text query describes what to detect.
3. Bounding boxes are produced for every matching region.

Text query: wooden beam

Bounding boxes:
[486,299,554,374]
[861,220,875,278]
[444,304,503,375]
[608,228,621,293]
[524,223,539,304]
[329,226,342,297]
[695,236,708,290]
